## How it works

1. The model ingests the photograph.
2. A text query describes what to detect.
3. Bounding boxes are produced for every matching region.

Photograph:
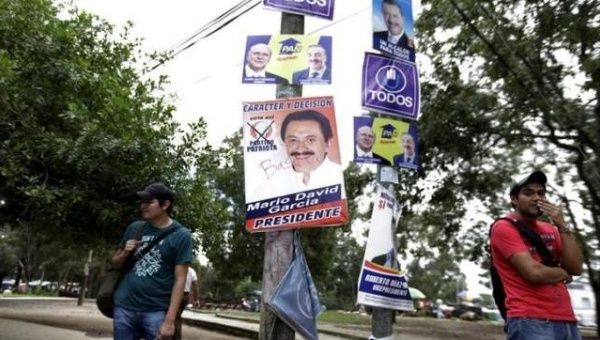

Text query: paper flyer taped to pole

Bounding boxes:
[357,185,413,310]
[243,96,348,232]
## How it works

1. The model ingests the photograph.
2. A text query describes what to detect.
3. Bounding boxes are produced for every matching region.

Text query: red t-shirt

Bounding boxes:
[490,212,575,321]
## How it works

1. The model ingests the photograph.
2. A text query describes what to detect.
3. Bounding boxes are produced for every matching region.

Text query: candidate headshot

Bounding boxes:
[355,125,392,165]
[292,44,331,84]
[280,110,340,185]
[356,125,375,156]
[243,43,288,84]
[373,0,414,50]
[393,132,416,166]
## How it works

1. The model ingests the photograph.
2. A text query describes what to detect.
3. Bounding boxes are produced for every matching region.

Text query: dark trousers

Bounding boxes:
[174,293,189,340]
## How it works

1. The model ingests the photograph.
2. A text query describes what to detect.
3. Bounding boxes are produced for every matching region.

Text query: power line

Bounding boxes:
[168,0,257,52]
[192,5,376,84]
[149,0,261,71]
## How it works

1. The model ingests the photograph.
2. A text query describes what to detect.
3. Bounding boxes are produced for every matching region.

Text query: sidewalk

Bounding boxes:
[183,310,367,339]
[1,297,596,339]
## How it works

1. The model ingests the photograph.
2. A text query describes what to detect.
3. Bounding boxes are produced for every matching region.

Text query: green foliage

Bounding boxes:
[0,0,219,288]
[407,255,466,303]
[234,276,261,299]
[415,0,600,325]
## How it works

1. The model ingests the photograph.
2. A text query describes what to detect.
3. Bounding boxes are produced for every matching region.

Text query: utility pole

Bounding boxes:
[259,12,304,340]
[371,166,396,339]
[78,250,93,306]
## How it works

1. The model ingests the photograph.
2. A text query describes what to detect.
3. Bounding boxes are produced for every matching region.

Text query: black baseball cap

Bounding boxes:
[136,182,174,202]
[509,170,547,196]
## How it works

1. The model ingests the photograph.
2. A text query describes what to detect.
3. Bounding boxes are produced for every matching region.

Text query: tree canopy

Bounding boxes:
[0,0,221,288]
[413,0,599,330]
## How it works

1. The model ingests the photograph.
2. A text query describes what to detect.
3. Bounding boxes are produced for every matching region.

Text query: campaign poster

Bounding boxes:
[372,0,415,61]
[357,185,413,311]
[242,35,332,85]
[243,96,348,233]
[362,53,420,120]
[264,0,335,20]
[353,116,419,170]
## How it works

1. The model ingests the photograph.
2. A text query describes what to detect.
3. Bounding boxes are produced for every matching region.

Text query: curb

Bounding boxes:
[183,316,258,339]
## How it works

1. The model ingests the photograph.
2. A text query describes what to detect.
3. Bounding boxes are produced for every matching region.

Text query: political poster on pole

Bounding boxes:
[357,185,413,311]
[353,116,419,170]
[372,0,415,61]
[242,35,332,85]
[362,52,420,120]
[243,96,348,233]
[263,0,335,20]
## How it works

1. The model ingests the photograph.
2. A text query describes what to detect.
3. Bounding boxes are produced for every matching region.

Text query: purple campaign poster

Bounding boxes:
[264,0,335,20]
[372,0,415,61]
[361,52,420,120]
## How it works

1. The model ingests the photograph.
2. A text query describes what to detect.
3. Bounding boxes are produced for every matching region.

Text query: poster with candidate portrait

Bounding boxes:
[263,0,335,20]
[362,52,420,120]
[242,35,332,85]
[243,96,348,233]
[372,0,415,61]
[357,185,413,311]
[353,116,419,170]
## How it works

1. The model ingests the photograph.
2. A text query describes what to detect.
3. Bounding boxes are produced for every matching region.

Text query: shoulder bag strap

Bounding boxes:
[130,225,180,264]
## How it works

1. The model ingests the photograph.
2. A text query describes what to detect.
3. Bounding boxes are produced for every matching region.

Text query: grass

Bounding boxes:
[317,310,370,324]
[215,309,371,325]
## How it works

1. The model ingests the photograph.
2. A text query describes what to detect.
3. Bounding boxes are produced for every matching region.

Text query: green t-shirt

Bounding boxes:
[114,220,193,311]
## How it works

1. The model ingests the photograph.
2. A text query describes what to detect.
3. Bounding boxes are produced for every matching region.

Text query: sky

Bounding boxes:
[71,0,490,297]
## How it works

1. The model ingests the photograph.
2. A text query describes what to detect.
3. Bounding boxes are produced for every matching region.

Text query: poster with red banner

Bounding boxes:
[243,96,348,232]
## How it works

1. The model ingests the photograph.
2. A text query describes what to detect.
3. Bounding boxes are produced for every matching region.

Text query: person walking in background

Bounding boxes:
[174,266,200,339]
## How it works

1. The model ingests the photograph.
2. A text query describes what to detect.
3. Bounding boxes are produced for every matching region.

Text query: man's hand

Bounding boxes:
[124,239,139,253]
[156,319,175,340]
[536,199,566,229]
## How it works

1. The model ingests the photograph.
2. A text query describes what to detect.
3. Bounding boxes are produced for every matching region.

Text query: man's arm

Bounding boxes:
[557,230,584,275]
[509,251,571,284]
[537,199,584,275]
[111,239,139,269]
[158,264,188,339]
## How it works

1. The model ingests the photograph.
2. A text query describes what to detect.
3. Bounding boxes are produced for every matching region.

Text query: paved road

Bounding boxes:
[0,297,243,340]
[0,318,112,340]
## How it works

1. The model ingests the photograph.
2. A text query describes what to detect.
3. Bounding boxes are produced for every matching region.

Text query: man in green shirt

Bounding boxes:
[111,182,192,340]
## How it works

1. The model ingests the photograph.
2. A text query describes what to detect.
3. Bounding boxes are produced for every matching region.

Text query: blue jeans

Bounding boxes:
[113,306,166,340]
[507,318,582,340]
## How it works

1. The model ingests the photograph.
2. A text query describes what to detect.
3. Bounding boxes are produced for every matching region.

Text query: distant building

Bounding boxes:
[567,276,596,327]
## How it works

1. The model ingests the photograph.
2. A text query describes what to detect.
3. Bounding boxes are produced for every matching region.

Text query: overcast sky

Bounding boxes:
[70,0,490,296]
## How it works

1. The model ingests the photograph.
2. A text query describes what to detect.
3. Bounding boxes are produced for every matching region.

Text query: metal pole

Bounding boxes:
[370,118,395,339]
[258,12,304,340]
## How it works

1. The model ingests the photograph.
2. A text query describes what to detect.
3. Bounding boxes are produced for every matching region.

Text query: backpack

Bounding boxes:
[488,217,559,322]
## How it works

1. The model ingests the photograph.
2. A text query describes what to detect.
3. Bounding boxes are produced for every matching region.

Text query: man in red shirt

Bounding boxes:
[491,170,584,339]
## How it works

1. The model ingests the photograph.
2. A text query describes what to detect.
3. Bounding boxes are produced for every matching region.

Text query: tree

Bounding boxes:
[415,0,600,332]
[0,0,223,299]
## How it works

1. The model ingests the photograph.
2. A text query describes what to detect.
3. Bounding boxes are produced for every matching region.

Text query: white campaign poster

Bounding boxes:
[242,96,348,233]
[356,185,413,311]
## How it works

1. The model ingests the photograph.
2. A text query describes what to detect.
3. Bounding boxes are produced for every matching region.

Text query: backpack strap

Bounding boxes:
[492,217,558,267]
[488,217,559,323]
